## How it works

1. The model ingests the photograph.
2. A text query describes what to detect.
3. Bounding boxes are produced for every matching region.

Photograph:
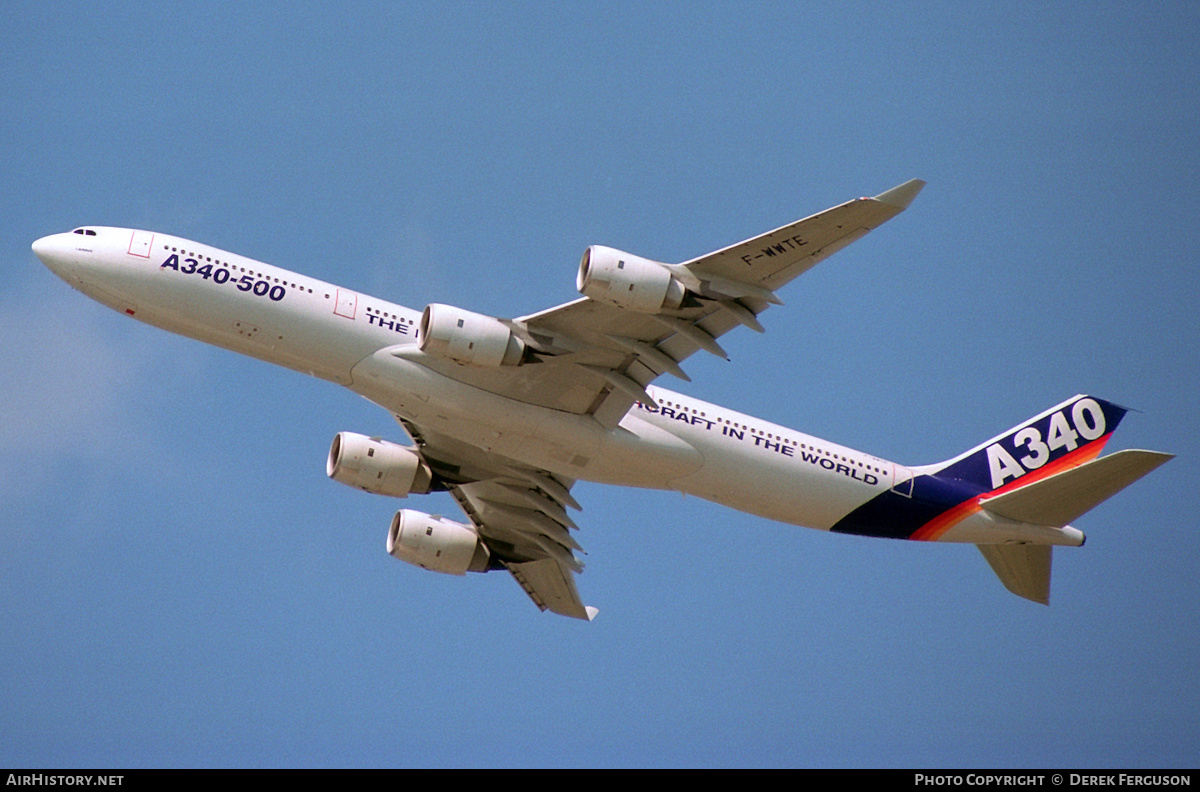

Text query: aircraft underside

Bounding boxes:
[32,179,1171,618]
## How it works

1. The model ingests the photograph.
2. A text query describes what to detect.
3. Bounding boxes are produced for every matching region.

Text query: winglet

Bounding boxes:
[873,179,926,210]
[585,606,599,621]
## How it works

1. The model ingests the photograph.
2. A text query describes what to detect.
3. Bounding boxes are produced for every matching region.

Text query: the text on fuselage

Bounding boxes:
[635,401,880,486]
[366,312,414,336]
[160,254,287,301]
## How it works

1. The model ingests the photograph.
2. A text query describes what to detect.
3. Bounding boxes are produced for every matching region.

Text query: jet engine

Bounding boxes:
[387,509,491,575]
[419,303,526,366]
[327,432,433,497]
[576,245,687,313]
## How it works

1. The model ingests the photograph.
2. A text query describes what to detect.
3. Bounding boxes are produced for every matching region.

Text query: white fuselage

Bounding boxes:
[37,226,1074,547]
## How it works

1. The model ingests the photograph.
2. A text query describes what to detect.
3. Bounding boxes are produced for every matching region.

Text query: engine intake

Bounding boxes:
[577,245,686,313]
[419,303,525,366]
[388,509,490,575]
[327,432,433,497]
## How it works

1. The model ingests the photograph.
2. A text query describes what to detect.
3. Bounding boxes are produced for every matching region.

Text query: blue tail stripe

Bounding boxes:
[831,395,1130,540]
[831,474,978,539]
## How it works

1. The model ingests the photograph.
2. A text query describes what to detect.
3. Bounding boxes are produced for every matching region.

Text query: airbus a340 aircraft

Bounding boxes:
[34,179,1172,619]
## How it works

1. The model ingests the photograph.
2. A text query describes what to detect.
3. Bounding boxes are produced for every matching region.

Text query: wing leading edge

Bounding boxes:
[515,179,926,426]
[394,180,924,430]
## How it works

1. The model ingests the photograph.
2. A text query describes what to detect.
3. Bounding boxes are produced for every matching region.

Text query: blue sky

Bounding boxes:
[2,2,1198,768]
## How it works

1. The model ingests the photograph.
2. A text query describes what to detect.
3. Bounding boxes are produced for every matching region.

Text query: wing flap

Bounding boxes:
[507,558,598,621]
[448,473,597,619]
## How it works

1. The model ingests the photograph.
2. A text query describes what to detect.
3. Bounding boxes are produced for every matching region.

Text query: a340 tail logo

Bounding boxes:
[984,398,1107,490]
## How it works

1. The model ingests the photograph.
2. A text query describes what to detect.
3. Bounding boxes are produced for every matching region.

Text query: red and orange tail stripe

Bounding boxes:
[910,433,1113,541]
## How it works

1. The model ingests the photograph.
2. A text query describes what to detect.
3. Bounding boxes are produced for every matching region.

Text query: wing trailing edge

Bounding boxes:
[506,558,598,621]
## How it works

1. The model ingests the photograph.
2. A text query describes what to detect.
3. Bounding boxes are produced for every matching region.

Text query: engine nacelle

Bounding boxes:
[327,432,433,498]
[576,245,687,313]
[419,303,525,366]
[387,509,490,575]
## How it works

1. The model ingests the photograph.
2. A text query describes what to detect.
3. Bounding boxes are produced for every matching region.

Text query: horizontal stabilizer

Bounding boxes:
[980,450,1173,527]
[977,544,1052,605]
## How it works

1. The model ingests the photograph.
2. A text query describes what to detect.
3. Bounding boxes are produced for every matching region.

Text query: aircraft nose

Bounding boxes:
[32,233,73,278]
[31,235,54,262]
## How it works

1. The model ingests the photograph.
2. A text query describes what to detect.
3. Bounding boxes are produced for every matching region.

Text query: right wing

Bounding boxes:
[452,478,597,621]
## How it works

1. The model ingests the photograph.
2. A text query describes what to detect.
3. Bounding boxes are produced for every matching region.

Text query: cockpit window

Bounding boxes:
[71,228,97,236]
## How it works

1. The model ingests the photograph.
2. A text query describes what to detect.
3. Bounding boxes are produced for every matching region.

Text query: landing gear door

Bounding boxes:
[891,464,915,498]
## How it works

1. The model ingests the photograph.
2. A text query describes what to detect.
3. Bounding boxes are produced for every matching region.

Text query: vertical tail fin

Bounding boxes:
[932,395,1129,494]
[834,394,1170,604]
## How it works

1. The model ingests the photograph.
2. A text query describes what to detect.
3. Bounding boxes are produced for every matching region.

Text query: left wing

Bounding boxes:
[400,418,596,620]
[515,178,925,426]
[402,179,925,429]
